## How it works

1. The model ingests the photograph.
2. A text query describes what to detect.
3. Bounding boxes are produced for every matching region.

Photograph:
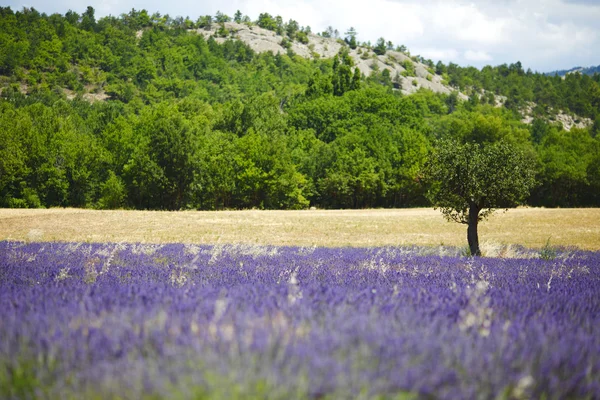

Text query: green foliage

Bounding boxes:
[97,171,126,209]
[0,7,598,211]
[256,13,277,31]
[539,237,558,260]
[296,31,309,44]
[530,127,600,207]
[425,139,537,223]
[234,10,242,23]
[401,59,415,77]
[214,11,231,23]
[332,51,356,96]
[374,37,387,55]
[425,138,537,255]
[280,37,291,49]
[442,61,600,120]
[197,15,213,29]
[123,103,196,210]
[344,27,358,49]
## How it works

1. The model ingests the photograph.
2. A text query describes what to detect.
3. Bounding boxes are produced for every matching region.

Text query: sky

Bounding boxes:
[4,0,600,72]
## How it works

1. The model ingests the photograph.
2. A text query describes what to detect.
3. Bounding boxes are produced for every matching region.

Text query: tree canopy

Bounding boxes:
[0,6,598,211]
[425,139,537,255]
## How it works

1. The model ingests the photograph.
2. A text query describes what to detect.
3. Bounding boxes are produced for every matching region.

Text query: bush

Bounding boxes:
[97,172,126,209]
[5,188,42,208]
[296,31,309,44]
[539,238,557,260]
[280,38,291,49]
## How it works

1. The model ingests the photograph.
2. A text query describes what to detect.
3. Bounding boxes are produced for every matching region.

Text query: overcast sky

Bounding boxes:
[5,0,600,72]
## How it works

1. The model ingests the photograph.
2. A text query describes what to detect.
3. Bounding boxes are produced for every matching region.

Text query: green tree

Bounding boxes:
[197,15,212,29]
[344,27,358,49]
[234,10,242,23]
[373,37,386,55]
[318,133,384,208]
[97,171,126,209]
[296,31,309,44]
[0,103,33,207]
[232,130,309,209]
[123,104,196,210]
[425,139,536,256]
[193,130,237,209]
[531,128,598,207]
[80,6,96,31]
[256,13,277,31]
[214,11,231,23]
[331,51,355,96]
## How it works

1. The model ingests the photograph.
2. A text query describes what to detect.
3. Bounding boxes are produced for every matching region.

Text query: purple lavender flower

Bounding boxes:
[1,241,599,398]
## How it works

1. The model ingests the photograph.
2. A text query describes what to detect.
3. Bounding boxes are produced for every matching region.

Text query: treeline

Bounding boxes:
[545,65,600,78]
[1,7,599,210]
[439,61,600,123]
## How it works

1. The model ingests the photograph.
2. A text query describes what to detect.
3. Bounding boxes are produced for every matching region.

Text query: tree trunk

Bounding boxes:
[467,204,481,256]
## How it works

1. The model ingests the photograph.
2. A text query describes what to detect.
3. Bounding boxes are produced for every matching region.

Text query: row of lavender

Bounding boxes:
[1,241,599,399]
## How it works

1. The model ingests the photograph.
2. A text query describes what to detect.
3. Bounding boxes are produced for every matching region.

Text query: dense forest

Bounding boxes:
[1,6,599,210]
[546,65,600,78]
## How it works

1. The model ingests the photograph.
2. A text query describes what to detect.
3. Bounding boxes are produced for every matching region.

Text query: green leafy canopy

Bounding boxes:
[425,139,537,224]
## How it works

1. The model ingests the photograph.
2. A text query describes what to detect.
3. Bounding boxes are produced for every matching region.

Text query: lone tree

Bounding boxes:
[425,139,536,256]
[344,27,358,49]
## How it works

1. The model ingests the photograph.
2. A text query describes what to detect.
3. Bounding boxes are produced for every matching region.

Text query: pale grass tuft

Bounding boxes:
[512,375,535,400]
[459,279,493,337]
[433,245,458,257]
[130,243,163,255]
[84,257,100,284]
[480,241,532,259]
[55,267,72,281]
[184,243,202,255]
[296,245,317,255]
[95,242,126,275]
[359,257,390,274]
[287,267,303,305]
[213,294,229,321]
[169,268,189,287]
[206,243,279,264]
[63,242,84,254]
[144,310,168,332]
[25,229,44,242]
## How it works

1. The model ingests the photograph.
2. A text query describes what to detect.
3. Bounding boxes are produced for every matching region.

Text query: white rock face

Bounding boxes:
[193,22,464,97]
[519,101,593,131]
[109,23,597,131]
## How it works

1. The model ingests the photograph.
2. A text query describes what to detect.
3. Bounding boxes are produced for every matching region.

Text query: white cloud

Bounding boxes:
[427,2,507,45]
[3,0,600,71]
[464,50,493,62]
[419,48,460,62]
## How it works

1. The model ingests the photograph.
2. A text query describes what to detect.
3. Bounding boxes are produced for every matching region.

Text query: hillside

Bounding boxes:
[191,22,597,132]
[1,7,599,211]
[545,65,600,77]
[193,21,459,97]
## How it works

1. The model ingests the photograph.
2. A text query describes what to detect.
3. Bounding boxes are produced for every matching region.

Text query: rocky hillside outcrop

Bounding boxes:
[519,102,593,131]
[194,22,597,131]
[194,22,464,98]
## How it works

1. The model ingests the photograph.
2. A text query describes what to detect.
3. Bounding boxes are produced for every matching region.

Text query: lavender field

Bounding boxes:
[1,241,599,399]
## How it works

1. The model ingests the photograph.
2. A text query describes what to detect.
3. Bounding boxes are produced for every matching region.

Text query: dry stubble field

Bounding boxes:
[1,207,599,250]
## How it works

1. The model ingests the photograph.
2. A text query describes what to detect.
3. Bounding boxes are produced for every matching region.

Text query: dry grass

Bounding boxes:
[1,208,599,250]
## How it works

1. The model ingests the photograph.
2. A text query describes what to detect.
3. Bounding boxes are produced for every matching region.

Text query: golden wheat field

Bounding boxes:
[1,207,599,251]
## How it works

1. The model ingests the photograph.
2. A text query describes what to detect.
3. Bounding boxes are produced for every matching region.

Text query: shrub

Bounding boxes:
[97,172,126,209]
[539,238,558,260]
